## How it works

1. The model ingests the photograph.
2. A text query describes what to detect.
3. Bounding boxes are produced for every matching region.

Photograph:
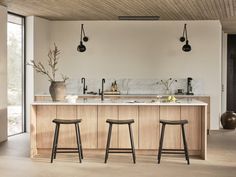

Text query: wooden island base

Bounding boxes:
[31,102,207,160]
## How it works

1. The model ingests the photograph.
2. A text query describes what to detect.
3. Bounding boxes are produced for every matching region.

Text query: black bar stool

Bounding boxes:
[51,119,83,163]
[104,119,136,163]
[157,119,190,165]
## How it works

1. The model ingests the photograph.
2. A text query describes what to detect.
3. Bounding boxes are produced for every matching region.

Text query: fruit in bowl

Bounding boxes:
[161,96,177,102]
[167,96,176,102]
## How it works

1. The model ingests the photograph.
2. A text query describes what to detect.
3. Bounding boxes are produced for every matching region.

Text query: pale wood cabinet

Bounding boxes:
[118,106,139,148]
[159,106,181,149]
[31,103,207,159]
[57,106,77,148]
[97,106,118,148]
[181,106,202,150]
[36,106,56,149]
[138,106,159,149]
[77,106,98,149]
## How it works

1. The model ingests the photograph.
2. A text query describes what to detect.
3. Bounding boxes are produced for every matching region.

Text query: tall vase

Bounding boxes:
[49,81,66,101]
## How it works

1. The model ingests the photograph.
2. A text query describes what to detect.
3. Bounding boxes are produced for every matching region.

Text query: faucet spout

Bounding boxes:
[101,78,106,101]
[81,77,87,94]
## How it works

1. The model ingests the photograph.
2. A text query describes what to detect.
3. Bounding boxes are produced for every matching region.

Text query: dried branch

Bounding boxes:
[27,44,69,82]
[160,78,177,90]
[61,74,69,82]
[27,60,53,82]
[48,43,60,81]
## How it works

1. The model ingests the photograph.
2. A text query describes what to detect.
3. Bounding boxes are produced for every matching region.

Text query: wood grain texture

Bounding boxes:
[77,106,97,149]
[201,105,207,160]
[181,106,201,151]
[30,106,37,157]
[97,106,118,149]
[197,97,210,130]
[36,106,56,149]
[160,106,181,149]
[118,106,139,148]
[139,106,159,149]
[0,0,235,32]
[56,106,77,148]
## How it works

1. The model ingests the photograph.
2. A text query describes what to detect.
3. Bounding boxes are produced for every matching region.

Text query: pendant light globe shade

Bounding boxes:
[180,36,185,42]
[77,41,86,52]
[83,36,89,42]
[182,40,191,52]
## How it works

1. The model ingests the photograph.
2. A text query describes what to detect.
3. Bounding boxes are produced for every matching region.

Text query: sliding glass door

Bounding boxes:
[7,14,25,136]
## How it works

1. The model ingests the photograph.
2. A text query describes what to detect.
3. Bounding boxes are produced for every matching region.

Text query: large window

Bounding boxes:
[7,14,25,136]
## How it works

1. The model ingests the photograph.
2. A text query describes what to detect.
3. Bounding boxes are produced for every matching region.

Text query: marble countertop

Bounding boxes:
[35,94,209,97]
[32,98,207,106]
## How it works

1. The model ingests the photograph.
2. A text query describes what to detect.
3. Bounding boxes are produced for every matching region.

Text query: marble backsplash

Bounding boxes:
[64,78,204,95]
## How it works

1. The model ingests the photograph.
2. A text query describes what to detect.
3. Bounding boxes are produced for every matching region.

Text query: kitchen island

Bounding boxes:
[31,98,207,160]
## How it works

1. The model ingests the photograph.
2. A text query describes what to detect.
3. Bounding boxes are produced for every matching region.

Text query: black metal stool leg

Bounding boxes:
[128,124,136,164]
[54,124,60,159]
[77,123,83,159]
[158,123,166,164]
[181,124,190,165]
[51,124,59,163]
[104,123,112,163]
[75,123,82,163]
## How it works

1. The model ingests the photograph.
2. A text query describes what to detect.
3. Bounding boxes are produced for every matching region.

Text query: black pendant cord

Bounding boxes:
[182,24,186,38]
[82,25,86,37]
[80,24,83,42]
[184,24,188,41]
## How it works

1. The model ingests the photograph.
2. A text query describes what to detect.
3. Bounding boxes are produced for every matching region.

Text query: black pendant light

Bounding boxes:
[180,24,191,52]
[77,24,89,52]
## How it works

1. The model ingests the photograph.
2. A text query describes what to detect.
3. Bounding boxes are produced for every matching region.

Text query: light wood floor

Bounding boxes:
[0,130,236,177]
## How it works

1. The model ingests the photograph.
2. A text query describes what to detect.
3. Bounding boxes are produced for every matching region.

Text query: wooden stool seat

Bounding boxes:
[160,119,188,125]
[104,119,136,163]
[106,119,134,124]
[53,119,82,124]
[51,118,83,163]
[158,119,190,165]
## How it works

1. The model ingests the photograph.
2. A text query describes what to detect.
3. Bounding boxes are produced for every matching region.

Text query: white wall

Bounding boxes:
[25,16,50,132]
[32,19,222,129]
[0,5,8,142]
[221,33,227,116]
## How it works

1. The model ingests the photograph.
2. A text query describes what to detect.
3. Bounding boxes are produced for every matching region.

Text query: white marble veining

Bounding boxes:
[32,98,207,106]
[65,78,203,95]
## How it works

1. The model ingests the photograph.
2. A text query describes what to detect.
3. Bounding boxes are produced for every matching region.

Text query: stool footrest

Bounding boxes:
[162,148,186,154]
[162,152,186,155]
[108,151,133,153]
[108,148,133,153]
[56,150,80,153]
[57,148,80,150]
[162,148,185,151]
[109,148,133,150]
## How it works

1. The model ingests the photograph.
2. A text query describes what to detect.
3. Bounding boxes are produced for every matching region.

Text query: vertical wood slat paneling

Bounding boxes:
[159,106,181,149]
[56,106,77,148]
[118,106,139,148]
[139,106,159,149]
[77,106,98,149]
[33,104,205,158]
[97,106,118,148]
[36,106,56,148]
[180,106,201,150]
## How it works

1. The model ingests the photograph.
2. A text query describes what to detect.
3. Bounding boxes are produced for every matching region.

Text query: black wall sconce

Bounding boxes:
[180,24,191,52]
[77,24,89,52]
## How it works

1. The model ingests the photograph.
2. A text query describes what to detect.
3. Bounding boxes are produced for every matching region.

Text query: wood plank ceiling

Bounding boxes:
[0,0,236,33]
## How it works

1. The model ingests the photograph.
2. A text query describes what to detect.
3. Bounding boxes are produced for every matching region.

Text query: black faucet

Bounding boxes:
[81,77,87,94]
[99,78,106,101]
